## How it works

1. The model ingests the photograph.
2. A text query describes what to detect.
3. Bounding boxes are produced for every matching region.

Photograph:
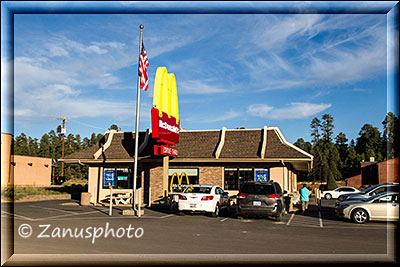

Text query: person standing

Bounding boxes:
[299,184,310,213]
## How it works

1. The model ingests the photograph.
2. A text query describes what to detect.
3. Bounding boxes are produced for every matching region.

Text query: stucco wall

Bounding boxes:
[11,155,52,186]
[270,167,284,190]
[1,133,12,187]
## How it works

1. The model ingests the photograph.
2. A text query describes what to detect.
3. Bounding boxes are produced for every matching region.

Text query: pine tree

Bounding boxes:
[356,124,383,162]
[382,112,399,159]
[39,133,51,158]
[310,117,321,145]
[14,133,29,156]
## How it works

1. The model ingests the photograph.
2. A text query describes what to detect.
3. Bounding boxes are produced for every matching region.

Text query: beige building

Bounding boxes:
[1,133,13,186]
[1,133,52,187]
[61,126,313,205]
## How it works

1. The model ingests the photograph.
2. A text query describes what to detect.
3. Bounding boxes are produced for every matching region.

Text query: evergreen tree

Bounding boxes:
[108,124,121,132]
[293,138,312,153]
[28,137,39,157]
[335,132,348,178]
[39,133,51,158]
[382,112,399,159]
[82,137,91,149]
[355,124,383,162]
[310,117,321,145]
[321,114,334,142]
[14,133,29,156]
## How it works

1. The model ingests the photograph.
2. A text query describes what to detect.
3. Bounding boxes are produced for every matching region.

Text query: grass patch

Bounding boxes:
[1,185,64,201]
[62,178,88,187]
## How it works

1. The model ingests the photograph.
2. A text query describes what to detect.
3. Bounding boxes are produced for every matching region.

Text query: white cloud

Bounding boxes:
[248,102,331,120]
[179,80,231,95]
[238,14,387,91]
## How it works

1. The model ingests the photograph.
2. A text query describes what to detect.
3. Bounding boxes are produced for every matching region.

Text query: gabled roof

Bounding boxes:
[62,127,313,171]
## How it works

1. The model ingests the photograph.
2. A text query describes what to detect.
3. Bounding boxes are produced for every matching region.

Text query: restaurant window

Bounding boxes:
[239,168,254,188]
[102,167,141,189]
[224,168,239,190]
[224,168,254,190]
[168,168,199,192]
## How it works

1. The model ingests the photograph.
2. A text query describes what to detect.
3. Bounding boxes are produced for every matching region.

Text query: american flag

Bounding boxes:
[139,41,149,91]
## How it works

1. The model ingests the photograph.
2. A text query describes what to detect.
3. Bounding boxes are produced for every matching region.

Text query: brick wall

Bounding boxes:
[199,166,223,186]
[149,166,164,203]
[345,174,362,188]
[378,158,399,184]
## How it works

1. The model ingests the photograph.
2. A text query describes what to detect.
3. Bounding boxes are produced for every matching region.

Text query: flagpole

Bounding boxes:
[133,24,144,215]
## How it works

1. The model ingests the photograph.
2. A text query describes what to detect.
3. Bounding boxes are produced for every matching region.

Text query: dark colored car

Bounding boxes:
[336,183,399,203]
[54,176,65,185]
[236,181,285,221]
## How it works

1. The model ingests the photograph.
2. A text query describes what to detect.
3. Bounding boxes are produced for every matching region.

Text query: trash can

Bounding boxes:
[80,192,91,206]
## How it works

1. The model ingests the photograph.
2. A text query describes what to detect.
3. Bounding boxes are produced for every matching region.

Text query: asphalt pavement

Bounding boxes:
[1,198,398,265]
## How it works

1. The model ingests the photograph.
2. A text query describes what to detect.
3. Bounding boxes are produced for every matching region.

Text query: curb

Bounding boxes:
[1,194,71,203]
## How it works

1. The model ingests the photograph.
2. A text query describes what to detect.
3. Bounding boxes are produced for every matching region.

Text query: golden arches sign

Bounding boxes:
[152,67,180,156]
[169,171,190,192]
[153,67,179,123]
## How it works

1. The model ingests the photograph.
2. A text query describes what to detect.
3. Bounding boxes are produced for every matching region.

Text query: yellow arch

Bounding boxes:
[169,171,190,191]
[153,67,179,124]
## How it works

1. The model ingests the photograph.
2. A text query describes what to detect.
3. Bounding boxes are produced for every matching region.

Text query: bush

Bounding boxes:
[62,178,88,187]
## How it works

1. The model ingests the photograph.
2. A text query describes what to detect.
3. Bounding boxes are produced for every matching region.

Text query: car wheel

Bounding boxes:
[325,193,332,200]
[210,203,219,217]
[274,212,283,222]
[351,208,369,224]
[178,211,185,216]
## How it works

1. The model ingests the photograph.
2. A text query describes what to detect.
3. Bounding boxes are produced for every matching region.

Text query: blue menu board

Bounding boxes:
[103,168,116,186]
[254,169,269,182]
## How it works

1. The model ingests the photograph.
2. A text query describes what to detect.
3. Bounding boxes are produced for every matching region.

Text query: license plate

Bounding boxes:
[190,203,197,208]
[253,201,261,206]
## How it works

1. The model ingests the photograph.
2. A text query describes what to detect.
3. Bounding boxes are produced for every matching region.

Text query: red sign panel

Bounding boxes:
[151,108,180,145]
[154,145,178,157]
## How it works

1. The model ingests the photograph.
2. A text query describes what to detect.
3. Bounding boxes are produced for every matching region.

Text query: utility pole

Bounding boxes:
[57,117,69,176]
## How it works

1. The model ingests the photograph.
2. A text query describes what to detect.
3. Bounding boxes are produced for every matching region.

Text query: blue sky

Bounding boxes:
[2,2,399,144]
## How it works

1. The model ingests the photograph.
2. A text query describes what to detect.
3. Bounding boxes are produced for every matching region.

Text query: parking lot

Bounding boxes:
[1,198,397,264]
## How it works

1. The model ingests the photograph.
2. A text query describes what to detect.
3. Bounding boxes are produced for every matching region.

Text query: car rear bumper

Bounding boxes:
[178,201,215,213]
[237,205,281,216]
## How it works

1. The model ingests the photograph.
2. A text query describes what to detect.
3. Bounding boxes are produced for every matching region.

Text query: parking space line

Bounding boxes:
[33,210,101,221]
[286,212,295,225]
[319,211,323,228]
[220,217,229,222]
[2,211,35,221]
[29,205,79,215]
[160,214,175,219]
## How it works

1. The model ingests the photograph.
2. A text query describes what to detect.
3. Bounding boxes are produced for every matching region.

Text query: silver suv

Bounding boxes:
[336,183,399,203]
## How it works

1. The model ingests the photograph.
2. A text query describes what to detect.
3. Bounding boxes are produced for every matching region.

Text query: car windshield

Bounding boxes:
[365,192,389,202]
[361,184,381,194]
[184,186,212,194]
[241,184,275,195]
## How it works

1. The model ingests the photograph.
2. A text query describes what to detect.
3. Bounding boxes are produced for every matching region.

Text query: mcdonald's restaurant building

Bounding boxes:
[61,126,313,205]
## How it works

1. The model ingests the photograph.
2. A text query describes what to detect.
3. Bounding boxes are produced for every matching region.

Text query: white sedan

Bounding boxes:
[322,186,360,200]
[178,185,230,217]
